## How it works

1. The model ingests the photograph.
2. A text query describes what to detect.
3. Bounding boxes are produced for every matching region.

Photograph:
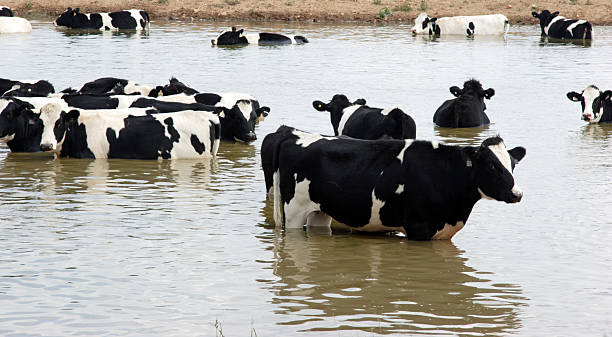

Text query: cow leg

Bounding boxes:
[306,211,332,227]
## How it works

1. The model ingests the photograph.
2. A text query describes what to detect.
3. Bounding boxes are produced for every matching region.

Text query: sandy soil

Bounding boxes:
[3,0,612,25]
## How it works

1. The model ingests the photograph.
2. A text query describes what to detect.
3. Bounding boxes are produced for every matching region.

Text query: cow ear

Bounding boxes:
[450,86,462,97]
[552,11,559,18]
[483,88,495,99]
[566,91,581,102]
[508,146,526,164]
[602,90,612,101]
[312,100,328,111]
[74,8,80,14]
[430,17,437,22]
[238,29,244,35]
[213,106,227,118]
[353,98,366,105]
[531,11,540,18]
[64,110,80,123]
[256,106,270,118]
[231,26,236,32]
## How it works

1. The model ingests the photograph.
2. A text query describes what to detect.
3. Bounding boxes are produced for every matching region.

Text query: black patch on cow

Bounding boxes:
[193,93,222,105]
[1,78,55,97]
[0,99,43,152]
[104,115,170,159]
[62,94,120,109]
[109,11,137,30]
[0,7,14,17]
[77,77,129,95]
[313,94,366,136]
[164,117,180,144]
[214,27,249,45]
[56,111,95,158]
[190,134,206,154]
[149,77,199,97]
[258,33,292,45]
[294,36,309,44]
[129,98,215,113]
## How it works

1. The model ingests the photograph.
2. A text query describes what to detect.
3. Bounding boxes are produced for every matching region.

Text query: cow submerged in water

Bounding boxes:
[54,8,150,30]
[211,27,308,46]
[531,10,593,40]
[262,126,526,240]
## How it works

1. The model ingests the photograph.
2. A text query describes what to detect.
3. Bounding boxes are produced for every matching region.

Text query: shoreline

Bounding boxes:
[3,0,612,25]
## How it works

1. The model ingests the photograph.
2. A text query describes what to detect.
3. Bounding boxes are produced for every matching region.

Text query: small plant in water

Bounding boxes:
[420,0,428,11]
[373,0,382,4]
[393,2,412,11]
[378,6,392,19]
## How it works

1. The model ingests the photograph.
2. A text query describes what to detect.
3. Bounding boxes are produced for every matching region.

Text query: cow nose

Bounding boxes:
[246,132,257,142]
[40,144,53,152]
[412,29,417,35]
[582,114,592,121]
[510,190,523,203]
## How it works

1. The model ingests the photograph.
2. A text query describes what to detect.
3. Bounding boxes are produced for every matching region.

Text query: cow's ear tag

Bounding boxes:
[317,104,322,109]
[466,160,472,167]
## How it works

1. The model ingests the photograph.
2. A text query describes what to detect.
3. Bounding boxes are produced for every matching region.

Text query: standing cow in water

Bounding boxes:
[0,6,32,34]
[531,10,593,40]
[211,27,308,46]
[433,79,495,128]
[54,8,150,30]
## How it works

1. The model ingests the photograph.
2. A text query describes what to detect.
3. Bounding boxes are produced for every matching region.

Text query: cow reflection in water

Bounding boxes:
[261,229,526,335]
[581,124,612,143]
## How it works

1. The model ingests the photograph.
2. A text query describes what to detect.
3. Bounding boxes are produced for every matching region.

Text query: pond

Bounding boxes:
[1,19,611,336]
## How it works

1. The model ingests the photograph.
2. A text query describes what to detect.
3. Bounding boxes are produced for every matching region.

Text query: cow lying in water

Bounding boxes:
[313,94,416,139]
[567,85,612,123]
[60,77,154,96]
[211,27,309,46]
[0,7,31,34]
[263,126,525,240]
[532,10,593,40]
[433,79,495,128]
[1,78,55,97]
[411,13,509,36]
[27,103,220,159]
[54,7,150,30]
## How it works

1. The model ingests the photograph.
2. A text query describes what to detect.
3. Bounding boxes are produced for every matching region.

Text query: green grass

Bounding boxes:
[373,0,382,5]
[157,0,168,4]
[225,0,241,5]
[419,0,428,11]
[378,6,392,19]
[24,1,33,9]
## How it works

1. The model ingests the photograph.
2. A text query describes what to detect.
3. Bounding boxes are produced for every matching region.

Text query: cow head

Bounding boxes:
[211,27,249,46]
[0,98,36,143]
[531,10,560,35]
[0,6,15,17]
[567,85,612,123]
[55,7,85,27]
[411,13,439,36]
[214,101,258,143]
[37,103,78,153]
[464,136,526,203]
[313,94,366,136]
[149,77,199,97]
[450,79,495,116]
[2,80,55,97]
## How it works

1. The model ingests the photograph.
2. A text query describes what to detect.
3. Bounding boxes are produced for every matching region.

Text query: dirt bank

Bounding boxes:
[4,0,612,25]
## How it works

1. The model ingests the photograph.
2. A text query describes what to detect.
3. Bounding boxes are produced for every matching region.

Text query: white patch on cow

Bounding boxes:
[284,178,322,228]
[243,33,260,44]
[306,211,332,227]
[0,134,15,142]
[99,13,113,31]
[0,17,32,33]
[380,107,398,116]
[431,141,439,149]
[566,20,586,37]
[293,130,336,148]
[432,221,465,240]
[396,140,414,163]
[273,170,283,226]
[545,16,565,36]
[0,99,10,113]
[124,81,152,96]
[236,100,253,122]
[478,188,494,200]
[337,104,361,135]
[412,13,508,35]
[14,96,69,110]
[150,110,218,158]
[154,93,195,104]
[581,86,601,123]
[488,142,513,173]
[39,103,64,152]
[216,93,257,108]
[359,190,406,234]
[127,9,147,29]
[395,184,404,194]
[114,94,144,108]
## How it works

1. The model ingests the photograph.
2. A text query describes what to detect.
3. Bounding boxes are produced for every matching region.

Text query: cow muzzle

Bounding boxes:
[40,143,55,152]
[246,132,257,142]
[582,114,593,122]
[509,187,523,203]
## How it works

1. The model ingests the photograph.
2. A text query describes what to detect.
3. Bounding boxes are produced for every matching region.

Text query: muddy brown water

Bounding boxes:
[1,19,612,336]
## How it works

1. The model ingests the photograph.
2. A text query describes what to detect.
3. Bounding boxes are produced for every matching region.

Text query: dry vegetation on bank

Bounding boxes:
[3,0,611,25]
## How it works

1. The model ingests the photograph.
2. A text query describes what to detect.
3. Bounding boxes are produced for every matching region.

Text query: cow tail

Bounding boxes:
[504,19,510,35]
[273,169,284,227]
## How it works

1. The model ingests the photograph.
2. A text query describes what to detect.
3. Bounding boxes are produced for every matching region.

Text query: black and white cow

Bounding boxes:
[531,10,593,40]
[30,103,219,159]
[1,78,55,97]
[61,77,153,96]
[264,125,526,240]
[313,94,416,139]
[411,13,509,36]
[154,92,270,142]
[433,79,495,128]
[567,85,612,123]
[0,98,43,152]
[211,27,309,46]
[0,6,13,16]
[54,8,150,30]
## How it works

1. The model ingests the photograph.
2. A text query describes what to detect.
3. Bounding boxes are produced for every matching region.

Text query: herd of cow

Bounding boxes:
[0,6,606,240]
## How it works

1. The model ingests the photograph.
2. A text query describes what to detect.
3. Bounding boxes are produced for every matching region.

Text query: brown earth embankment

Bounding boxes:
[3,0,612,25]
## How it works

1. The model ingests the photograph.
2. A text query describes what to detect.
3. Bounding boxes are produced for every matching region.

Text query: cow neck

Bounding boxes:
[601,99,612,123]
[454,146,482,219]
[7,114,33,152]
[60,119,91,158]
